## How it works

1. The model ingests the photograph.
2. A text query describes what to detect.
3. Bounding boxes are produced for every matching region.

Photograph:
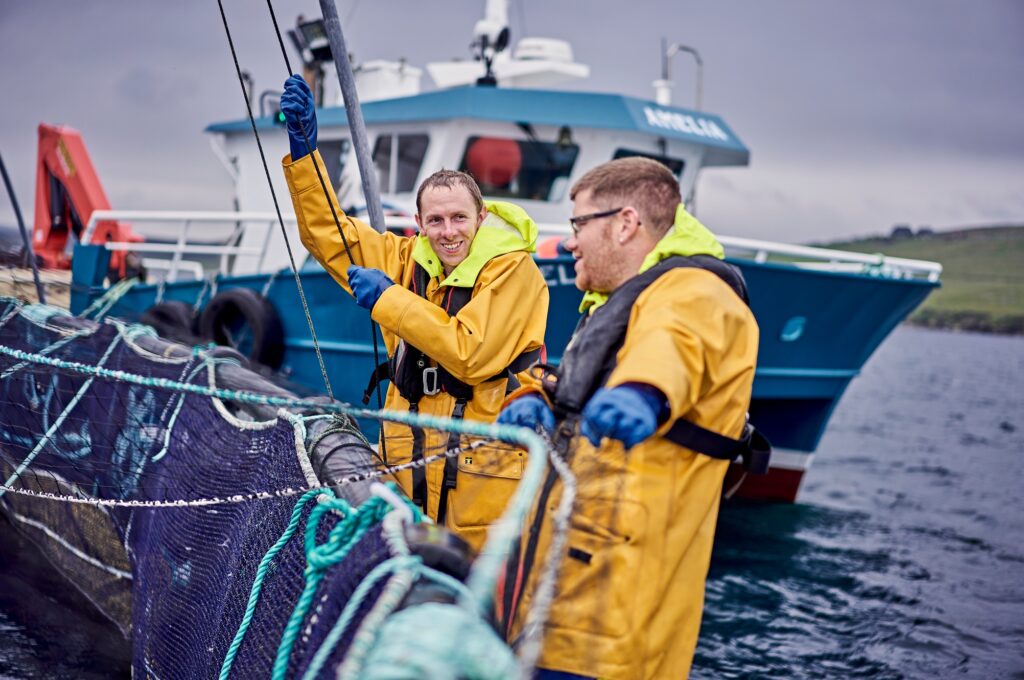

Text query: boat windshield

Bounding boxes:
[459,136,579,202]
[612,148,685,178]
[319,139,352,192]
[373,133,430,194]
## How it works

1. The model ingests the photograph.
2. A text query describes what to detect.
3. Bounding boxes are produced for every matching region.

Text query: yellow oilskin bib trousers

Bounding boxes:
[283,150,549,552]
[507,205,758,679]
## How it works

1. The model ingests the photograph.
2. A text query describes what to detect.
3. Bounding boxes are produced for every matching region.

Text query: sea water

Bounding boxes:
[697,327,1024,678]
[1,326,1022,678]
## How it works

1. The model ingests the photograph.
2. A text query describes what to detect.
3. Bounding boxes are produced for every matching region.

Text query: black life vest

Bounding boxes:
[362,262,541,521]
[363,263,541,406]
[543,254,770,473]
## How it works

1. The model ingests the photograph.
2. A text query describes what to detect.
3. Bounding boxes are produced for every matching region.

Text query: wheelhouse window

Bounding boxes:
[373,134,429,194]
[318,139,351,192]
[459,136,579,202]
[612,148,685,178]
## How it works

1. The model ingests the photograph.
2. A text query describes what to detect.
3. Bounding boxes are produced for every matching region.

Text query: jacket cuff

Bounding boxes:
[282,149,330,197]
[502,384,550,410]
[606,373,681,435]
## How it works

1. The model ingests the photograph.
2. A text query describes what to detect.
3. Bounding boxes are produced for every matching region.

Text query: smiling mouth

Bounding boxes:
[439,241,463,254]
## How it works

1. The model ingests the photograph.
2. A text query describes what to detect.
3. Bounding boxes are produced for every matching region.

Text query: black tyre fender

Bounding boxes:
[197,288,285,369]
[140,301,198,344]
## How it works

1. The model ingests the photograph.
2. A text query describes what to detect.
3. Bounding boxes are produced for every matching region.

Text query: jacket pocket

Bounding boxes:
[448,444,525,529]
[546,497,648,639]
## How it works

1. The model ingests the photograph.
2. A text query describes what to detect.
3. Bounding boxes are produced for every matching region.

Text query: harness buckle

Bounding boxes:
[422,367,440,396]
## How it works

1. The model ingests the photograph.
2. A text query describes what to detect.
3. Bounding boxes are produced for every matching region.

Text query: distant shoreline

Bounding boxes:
[905,312,1024,336]
[823,224,1024,338]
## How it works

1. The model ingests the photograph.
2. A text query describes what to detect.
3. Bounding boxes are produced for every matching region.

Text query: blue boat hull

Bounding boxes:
[72,251,936,453]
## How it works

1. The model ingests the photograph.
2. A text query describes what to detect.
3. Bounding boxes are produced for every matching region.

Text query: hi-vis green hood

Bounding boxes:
[580,203,725,313]
[411,200,538,287]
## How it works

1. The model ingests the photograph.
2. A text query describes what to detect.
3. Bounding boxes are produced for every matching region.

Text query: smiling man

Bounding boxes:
[498,156,760,679]
[279,75,548,550]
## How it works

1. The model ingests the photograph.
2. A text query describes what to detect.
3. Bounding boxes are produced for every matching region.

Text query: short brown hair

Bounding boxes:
[570,157,680,236]
[416,169,484,214]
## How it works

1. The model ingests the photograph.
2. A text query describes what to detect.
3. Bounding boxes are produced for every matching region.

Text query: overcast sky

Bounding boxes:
[1,0,1022,244]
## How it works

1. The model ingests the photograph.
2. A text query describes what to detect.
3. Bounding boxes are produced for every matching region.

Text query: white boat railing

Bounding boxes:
[531,223,943,282]
[85,210,942,285]
[716,235,943,282]
[83,210,296,282]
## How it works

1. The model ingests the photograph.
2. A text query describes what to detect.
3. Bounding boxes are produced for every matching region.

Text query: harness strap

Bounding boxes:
[407,402,428,514]
[435,399,467,526]
[363,347,543,405]
[362,360,391,405]
[664,417,772,474]
[503,416,576,638]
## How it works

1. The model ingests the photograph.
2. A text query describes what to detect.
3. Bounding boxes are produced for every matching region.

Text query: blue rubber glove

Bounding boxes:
[580,384,668,449]
[497,395,555,433]
[347,265,395,310]
[280,74,317,160]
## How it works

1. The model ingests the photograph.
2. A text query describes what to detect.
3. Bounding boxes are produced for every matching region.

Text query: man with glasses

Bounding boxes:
[498,156,760,679]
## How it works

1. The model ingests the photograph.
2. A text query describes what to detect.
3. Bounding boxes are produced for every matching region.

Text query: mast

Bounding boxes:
[317,0,386,234]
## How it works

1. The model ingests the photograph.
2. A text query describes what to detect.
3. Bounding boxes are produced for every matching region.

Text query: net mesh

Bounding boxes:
[0,296,567,678]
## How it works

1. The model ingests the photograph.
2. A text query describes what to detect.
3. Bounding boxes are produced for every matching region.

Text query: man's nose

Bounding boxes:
[565,233,579,252]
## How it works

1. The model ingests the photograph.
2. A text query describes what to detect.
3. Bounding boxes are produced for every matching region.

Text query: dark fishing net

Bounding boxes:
[0,297,555,678]
[0,299,561,680]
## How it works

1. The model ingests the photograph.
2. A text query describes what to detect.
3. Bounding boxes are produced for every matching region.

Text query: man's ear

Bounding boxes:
[414,213,423,232]
[619,206,643,242]
[477,205,489,227]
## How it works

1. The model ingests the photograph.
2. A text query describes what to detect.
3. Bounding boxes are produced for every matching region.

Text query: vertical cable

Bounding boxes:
[264,0,389,424]
[215,0,334,399]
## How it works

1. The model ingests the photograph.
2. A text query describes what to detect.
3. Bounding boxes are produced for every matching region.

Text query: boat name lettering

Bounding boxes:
[539,263,577,288]
[642,107,729,141]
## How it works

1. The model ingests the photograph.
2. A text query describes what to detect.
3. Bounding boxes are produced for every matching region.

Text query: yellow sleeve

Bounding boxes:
[371,252,549,385]
[282,150,412,294]
[606,268,757,430]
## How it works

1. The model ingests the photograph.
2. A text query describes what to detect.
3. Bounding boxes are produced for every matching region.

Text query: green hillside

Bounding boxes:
[823,225,1024,334]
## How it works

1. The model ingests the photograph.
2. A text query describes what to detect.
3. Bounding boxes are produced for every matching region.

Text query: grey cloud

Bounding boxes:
[1,0,1022,244]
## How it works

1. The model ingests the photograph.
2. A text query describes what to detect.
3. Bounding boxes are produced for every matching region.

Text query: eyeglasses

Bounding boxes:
[568,207,623,235]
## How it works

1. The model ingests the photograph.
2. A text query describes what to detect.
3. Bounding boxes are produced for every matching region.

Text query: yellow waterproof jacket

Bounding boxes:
[283,151,549,551]
[508,207,758,679]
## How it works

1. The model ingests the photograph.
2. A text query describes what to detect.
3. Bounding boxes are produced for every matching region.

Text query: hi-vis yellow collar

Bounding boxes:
[411,200,538,287]
[579,203,725,313]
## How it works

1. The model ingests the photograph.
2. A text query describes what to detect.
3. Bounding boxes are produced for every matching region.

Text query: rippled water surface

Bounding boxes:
[697,327,1024,678]
[1,327,1022,678]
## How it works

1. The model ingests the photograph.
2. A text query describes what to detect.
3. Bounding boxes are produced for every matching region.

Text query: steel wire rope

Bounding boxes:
[215,0,336,400]
[262,0,390,425]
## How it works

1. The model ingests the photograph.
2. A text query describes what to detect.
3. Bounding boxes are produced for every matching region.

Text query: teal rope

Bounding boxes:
[218,488,332,680]
[0,327,93,379]
[80,277,137,320]
[302,554,420,680]
[0,341,545,450]
[272,495,394,679]
[0,333,123,499]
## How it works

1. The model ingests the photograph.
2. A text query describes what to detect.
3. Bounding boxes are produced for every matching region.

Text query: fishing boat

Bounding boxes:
[25,2,940,502]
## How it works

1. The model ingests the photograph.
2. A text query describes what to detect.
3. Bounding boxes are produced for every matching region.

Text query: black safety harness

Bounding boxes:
[502,255,772,636]
[545,254,771,471]
[362,263,541,523]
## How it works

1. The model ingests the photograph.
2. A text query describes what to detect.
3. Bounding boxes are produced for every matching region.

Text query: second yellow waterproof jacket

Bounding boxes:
[506,210,759,679]
[283,150,549,551]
